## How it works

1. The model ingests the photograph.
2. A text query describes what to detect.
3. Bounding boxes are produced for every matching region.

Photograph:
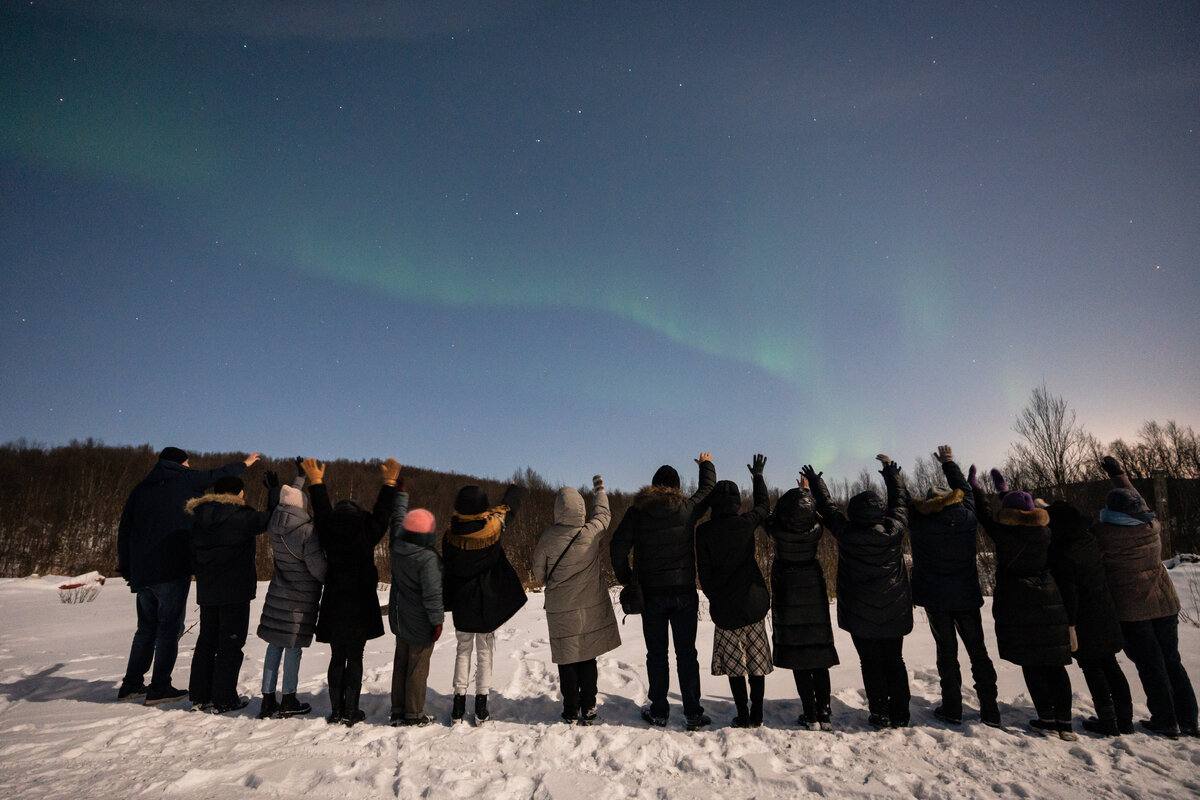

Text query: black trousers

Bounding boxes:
[558,659,598,717]
[1077,653,1133,725]
[926,608,999,713]
[1021,664,1072,723]
[328,640,366,715]
[852,635,910,723]
[188,602,250,706]
[793,668,832,717]
[1121,616,1199,731]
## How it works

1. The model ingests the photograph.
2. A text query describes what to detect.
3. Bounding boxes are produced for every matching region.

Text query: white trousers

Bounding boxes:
[453,630,495,696]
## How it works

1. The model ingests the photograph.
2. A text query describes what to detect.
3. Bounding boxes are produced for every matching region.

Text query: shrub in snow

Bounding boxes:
[57,571,106,604]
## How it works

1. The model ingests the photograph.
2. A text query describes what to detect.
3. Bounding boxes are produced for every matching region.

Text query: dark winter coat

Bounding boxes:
[312,482,395,644]
[442,484,527,634]
[908,460,983,613]
[766,488,838,670]
[696,475,771,631]
[388,491,445,646]
[1091,480,1180,623]
[974,487,1071,666]
[609,460,717,593]
[257,479,327,648]
[1046,501,1123,661]
[187,490,276,606]
[117,458,247,590]
[811,464,913,639]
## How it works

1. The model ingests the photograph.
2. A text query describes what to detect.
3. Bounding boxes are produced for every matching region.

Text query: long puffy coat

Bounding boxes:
[257,479,327,648]
[974,487,1071,666]
[442,484,527,634]
[766,488,838,670]
[696,475,771,631]
[187,491,275,606]
[312,482,394,644]
[908,460,983,613]
[1046,501,1123,660]
[118,458,247,589]
[811,464,912,639]
[1092,487,1180,623]
[609,460,717,592]
[387,493,445,646]
[532,486,620,664]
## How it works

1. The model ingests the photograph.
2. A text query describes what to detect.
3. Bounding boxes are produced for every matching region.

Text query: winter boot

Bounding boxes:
[933,705,962,725]
[815,705,833,732]
[1056,720,1078,741]
[326,680,344,724]
[278,693,312,717]
[1028,718,1056,735]
[257,693,278,719]
[867,713,891,730]
[1083,715,1120,736]
[579,707,597,726]
[341,683,365,727]
[451,694,466,723]
[474,694,490,724]
[1114,697,1135,735]
[979,697,1002,728]
[748,676,765,728]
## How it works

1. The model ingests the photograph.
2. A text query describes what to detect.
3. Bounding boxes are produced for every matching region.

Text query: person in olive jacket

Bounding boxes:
[442,482,527,724]
[696,454,773,728]
[765,477,839,730]
[908,445,999,728]
[804,454,911,729]
[610,453,717,731]
[305,456,400,727]
[186,473,279,713]
[1093,456,1197,739]
[532,474,618,725]
[971,467,1074,740]
[1046,497,1132,736]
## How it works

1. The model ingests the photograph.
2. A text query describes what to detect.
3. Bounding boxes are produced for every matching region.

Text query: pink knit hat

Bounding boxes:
[402,508,437,534]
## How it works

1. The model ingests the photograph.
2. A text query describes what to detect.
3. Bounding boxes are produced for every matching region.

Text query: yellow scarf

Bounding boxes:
[444,506,510,550]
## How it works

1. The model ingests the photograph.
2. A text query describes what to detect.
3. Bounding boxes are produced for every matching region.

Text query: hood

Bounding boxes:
[554,487,586,527]
[1047,501,1089,539]
[708,480,742,517]
[996,507,1050,527]
[771,488,817,530]
[144,458,188,486]
[847,491,886,525]
[185,493,245,514]
[634,484,685,514]
[454,485,490,515]
[912,488,965,516]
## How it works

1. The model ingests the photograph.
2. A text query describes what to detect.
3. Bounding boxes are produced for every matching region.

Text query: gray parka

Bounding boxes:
[532,486,621,665]
[388,492,445,646]
[257,478,327,648]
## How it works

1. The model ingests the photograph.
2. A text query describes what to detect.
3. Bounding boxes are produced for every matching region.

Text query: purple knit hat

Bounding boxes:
[1000,491,1035,512]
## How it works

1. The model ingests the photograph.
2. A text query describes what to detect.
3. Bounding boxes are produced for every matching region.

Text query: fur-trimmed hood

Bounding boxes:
[634,484,686,514]
[996,507,1049,527]
[185,493,246,514]
[912,489,965,516]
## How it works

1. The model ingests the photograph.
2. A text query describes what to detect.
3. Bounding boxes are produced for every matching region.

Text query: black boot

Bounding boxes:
[278,693,312,717]
[451,694,466,723]
[1083,715,1120,736]
[979,696,1002,728]
[729,676,750,728]
[341,682,365,727]
[749,675,765,728]
[474,693,489,723]
[257,693,278,719]
[815,704,832,732]
[326,680,343,724]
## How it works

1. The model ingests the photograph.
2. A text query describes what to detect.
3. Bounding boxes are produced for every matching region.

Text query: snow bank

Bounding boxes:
[1,569,1198,799]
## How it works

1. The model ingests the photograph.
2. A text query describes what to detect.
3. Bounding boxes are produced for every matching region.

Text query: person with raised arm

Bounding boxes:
[803,454,912,729]
[532,474,618,725]
[970,466,1074,740]
[611,453,717,731]
[305,456,399,726]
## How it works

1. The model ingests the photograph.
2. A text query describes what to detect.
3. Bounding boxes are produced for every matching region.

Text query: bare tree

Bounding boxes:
[1008,384,1097,489]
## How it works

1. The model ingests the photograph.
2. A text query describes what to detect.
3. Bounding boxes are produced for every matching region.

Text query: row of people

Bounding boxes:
[114,446,1197,739]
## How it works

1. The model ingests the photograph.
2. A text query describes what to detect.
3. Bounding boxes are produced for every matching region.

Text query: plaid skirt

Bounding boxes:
[711,619,774,677]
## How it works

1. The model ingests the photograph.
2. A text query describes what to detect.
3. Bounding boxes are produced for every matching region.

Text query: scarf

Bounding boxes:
[912,489,964,515]
[1100,508,1154,527]
[443,506,510,550]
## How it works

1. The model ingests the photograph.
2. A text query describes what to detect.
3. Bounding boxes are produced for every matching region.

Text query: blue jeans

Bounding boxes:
[122,579,190,690]
[641,591,703,718]
[1121,615,1199,730]
[262,643,303,695]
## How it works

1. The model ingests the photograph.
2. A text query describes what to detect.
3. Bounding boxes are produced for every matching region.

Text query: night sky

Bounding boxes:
[3,2,1198,492]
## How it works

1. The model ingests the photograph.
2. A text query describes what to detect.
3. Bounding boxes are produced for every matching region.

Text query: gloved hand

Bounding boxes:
[294,456,305,477]
[800,465,822,485]
[431,624,443,643]
[263,470,280,489]
[935,445,954,463]
[1101,456,1125,477]
[968,465,979,489]
[748,453,767,476]
[990,468,1007,493]
[380,458,402,486]
[593,474,604,493]
[301,458,325,485]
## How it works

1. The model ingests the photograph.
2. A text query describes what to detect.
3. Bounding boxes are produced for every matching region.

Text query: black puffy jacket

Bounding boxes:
[313,483,395,644]
[696,475,770,630]
[1047,501,1123,661]
[188,491,275,606]
[610,460,716,593]
[766,488,838,670]
[811,464,912,639]
[442,484,527,633]
[908,461,982,612]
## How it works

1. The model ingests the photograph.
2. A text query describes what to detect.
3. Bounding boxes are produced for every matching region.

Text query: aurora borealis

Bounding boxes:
[2,2,1198,490]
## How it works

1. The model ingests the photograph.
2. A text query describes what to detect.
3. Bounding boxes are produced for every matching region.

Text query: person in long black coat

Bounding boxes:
[765,478,839,730]
[971,467,1075,740]
[186,473,279,713]
[804,454,912,729]
[442,482,526,724]
[305,457,400,726]
[908,445,999,727]
[1046,498,1133,736]
[696,455,772,728]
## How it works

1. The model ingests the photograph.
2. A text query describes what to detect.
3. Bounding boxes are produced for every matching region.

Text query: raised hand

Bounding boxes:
[694,452,713,464]
[800,465,822,485]
[263,470,280,489]
[968,465,979,489]
[748,454,767,476]
[301,458,325,485]
[380,458,402,486]
[990,468,1007,493]
[593,474,605,493]
[875,454,892,465]
[1101,456,1124,477]
[243,453,262,468]
[935,445,954,463]
[294,456,305,477]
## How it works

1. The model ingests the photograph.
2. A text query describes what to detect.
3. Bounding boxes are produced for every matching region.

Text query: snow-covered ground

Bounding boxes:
[2,568,1199,800]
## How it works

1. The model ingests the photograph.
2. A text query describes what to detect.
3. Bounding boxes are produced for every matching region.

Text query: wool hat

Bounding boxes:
[772,488,816,528]
[847,491,885,525]
[279,484,305,508]
[402,508,437,535]
[1000,491,1035,512]
[708,480,742,516]
[214,476,244,495]
[1105,487,1150,516]
[454,485,489,515]
[159,446,188,464]
[652,465,680,489]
